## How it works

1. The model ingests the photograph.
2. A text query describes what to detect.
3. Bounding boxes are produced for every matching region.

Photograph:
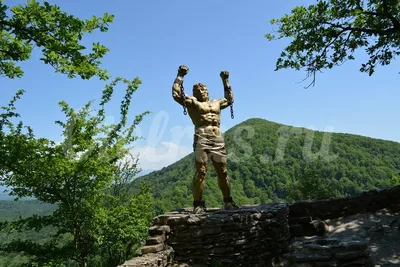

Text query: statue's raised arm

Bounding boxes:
[219,71,234,110]
[172,65,195,108]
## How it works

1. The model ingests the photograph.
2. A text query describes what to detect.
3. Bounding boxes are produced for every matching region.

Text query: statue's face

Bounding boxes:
[193,83,209,102]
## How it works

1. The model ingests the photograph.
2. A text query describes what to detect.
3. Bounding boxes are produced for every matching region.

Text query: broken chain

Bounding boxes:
[181,80,187,115]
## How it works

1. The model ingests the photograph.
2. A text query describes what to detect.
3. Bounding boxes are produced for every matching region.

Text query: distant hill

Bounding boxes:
[133,118,400,213]
[0,200,56,266]
[0,200,56,222]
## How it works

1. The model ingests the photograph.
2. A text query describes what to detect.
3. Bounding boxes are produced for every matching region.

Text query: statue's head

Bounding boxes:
[193,83,209,102]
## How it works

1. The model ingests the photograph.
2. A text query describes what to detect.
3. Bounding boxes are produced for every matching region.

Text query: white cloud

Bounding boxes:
[131,142,192,171]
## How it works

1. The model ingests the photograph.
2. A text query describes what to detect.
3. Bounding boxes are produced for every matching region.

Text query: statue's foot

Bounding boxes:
[193,200,206,214]
[224,202,239,210]
[193,205,206,214]
[224,196,239,210]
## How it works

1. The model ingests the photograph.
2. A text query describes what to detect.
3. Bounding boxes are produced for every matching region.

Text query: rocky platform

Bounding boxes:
[119,186,400,267]
[120,203,290,267]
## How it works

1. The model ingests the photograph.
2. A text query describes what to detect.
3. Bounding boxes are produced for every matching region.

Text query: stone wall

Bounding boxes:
[119,225,174,267]
[120,203,290,267]
[119,185,400,267]
[288,185,400,237]
[280,238,370,267]
[166,203,289,266]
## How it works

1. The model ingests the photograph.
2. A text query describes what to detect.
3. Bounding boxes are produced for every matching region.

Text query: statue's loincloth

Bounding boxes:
[193,134,227,161]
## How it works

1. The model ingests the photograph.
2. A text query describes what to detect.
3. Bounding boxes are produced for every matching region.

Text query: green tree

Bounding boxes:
[286,162,331,202]
[390,173,400,186]
[1,0,113,80]
[0,77,152,267]
[266,0,400,88]
[94,159,154,267]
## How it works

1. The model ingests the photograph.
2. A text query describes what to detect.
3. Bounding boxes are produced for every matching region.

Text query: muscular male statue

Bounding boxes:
[172,65,239,213]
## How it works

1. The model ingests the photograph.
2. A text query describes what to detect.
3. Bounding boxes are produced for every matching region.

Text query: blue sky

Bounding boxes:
[1,0,400,172]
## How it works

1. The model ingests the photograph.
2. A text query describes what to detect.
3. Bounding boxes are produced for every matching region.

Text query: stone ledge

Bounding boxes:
[119,246,174,267]
[162,203,290,266]
[288,186,400,238]
[289,186,400,220]
[119,203,290,267]
[119,186,400,267]
[280,237,370,267]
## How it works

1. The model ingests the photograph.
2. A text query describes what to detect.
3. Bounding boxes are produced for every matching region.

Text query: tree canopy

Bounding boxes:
[0,78,153,267]
[0,0,113,80]
[265,0,400,88]
[0,1,154,266]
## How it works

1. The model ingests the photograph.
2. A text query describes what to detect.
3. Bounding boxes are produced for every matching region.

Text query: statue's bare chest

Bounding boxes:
[196,101,220,114]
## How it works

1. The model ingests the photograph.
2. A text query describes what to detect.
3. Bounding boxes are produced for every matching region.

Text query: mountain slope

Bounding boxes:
[134,118,400,213]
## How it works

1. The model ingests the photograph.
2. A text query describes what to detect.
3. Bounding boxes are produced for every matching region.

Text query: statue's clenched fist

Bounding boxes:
[178,65,189,76]
[220,71,229,80]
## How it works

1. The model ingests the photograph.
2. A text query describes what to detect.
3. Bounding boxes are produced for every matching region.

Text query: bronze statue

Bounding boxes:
[172,65,239,213]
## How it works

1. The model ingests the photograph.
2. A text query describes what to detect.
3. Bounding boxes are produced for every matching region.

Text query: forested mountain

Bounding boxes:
[0,201,56,267]
[0,200,56,222]
[134,118,400,214]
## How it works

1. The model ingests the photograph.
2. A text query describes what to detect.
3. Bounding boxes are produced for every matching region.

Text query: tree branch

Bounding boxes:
[354,0,400,30]
[320,28,349,59]
[0,48,23,60]
[323,21,396,35]
[382,0,400,30]
[354,0,384,17]
[303,28,351,89]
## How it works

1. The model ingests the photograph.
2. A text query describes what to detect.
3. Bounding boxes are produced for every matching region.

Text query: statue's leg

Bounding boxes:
[193,148,208,202]
[211,152,231,198]
[210,140,239,210]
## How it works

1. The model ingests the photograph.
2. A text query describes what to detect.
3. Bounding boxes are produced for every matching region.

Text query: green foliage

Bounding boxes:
[0,77,152,267]
[135,118,400,214]
[0,2,152,266]
[265,0,400,87]
[286,161,331,202]
[0,253,29,267]
[94,172,154,266]
[0,200,56,222]
[0,201,56,267]
[0,0,113,80]
[390,173,400,186]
